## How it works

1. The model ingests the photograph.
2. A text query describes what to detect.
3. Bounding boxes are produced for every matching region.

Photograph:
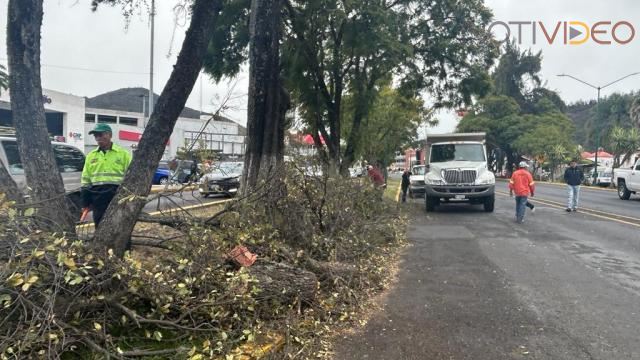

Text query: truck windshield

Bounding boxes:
[430,144,485,163]
[412,166,426,175]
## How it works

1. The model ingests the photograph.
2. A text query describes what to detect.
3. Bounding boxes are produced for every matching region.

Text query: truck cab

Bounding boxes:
[614,159,640,200]
[423,133,495,212]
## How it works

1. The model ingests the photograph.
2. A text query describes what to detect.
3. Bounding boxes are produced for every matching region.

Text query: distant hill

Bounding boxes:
[565,92,637,150]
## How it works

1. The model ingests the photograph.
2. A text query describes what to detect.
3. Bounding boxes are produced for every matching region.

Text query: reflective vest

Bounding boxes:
[81,144,132,187]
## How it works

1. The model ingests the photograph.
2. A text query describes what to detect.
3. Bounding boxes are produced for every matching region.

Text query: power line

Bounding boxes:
[0,57,148,75]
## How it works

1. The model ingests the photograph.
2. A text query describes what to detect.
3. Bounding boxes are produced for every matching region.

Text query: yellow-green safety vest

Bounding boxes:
[81,144,132,187]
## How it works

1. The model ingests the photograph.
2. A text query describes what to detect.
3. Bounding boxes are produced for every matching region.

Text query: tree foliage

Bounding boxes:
[513,124,575,179]
[201,0,498,171]
[491,40,541,109]
[608,126,640,168]
[566,92,638,149]
[630,95,640,128]
[457,42,574,174]
[342,84,429,168]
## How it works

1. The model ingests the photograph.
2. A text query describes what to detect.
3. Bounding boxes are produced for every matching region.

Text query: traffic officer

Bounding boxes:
[81,124,132,227]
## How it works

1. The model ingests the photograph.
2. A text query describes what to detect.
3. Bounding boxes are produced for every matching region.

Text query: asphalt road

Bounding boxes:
[499,180,640,222]
[81,188,228,223]
[334,182,640,359]
[142,188,228,214]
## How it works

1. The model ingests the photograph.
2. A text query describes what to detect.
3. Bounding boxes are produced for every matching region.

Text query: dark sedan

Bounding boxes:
[198,165,241,197]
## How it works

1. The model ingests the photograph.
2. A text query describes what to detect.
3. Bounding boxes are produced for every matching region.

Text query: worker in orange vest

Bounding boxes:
[509,161,535,224]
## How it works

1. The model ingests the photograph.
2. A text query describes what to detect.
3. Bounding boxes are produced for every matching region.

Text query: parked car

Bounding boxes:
[0,136,85,215]
[613,159,640,200]
[349,167,364,178]
[161,159,201,183]
[586,169,612,187]
[152,167,173,185]
[198,164,242,197]
[303,164,324,177]
[408,165,426,198]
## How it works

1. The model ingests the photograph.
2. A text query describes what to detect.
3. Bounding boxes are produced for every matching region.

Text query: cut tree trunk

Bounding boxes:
[6,0,76,234]
[304,258,356,284]
[241,0,287,195]
[93,0,221,257]
[250,261,317,305]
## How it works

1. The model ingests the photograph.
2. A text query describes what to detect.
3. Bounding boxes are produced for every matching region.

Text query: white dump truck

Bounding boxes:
[423,132,495,212]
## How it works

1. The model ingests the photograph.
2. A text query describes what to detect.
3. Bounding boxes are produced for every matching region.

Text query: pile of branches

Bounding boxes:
[0,161,406,359]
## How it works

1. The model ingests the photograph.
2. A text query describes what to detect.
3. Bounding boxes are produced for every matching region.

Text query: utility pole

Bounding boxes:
[149,0,155,119]
[557,72,640,184]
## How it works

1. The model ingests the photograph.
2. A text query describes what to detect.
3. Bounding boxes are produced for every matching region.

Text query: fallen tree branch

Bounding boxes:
[120,347,190,357]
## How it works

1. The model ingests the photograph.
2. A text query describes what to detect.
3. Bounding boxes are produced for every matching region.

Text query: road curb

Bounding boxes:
[149,184,197,193]
[76,198,230,230]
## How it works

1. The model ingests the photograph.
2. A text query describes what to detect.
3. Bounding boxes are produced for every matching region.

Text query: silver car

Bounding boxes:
[0,136,85,213]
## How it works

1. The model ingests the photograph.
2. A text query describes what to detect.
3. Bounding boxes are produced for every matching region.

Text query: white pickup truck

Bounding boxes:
[613,159,640,200]
[423,132,495,212]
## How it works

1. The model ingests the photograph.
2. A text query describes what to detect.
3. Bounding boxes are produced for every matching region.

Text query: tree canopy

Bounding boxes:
[457,41,575,174]
[341,83,429,168]
[566,92,638,149]
[199,0,498,171]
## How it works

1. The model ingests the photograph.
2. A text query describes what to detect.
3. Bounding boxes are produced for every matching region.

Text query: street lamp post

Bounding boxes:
[557,72,640,183]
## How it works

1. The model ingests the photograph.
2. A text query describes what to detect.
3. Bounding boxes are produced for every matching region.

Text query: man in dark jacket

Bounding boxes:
[564,160,584,212]
[401,169,412,203]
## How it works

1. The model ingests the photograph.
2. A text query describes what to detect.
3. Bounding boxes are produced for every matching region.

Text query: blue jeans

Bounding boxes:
[515,196,528,222]
[567,185,580,209]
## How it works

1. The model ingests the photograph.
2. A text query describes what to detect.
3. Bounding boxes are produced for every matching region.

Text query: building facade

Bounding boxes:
[1,87,246,160]
[0,89,86,150]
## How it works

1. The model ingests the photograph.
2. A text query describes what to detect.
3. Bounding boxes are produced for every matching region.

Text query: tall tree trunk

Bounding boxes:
[341,91,368,174]
[6,0,75,234]
[241,0,286,194]
[93,0,220,257]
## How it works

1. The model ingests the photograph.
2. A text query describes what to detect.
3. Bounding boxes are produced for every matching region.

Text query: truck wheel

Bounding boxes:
[618,181,632,200]
[483,194,495,212]
[425,196,436,212]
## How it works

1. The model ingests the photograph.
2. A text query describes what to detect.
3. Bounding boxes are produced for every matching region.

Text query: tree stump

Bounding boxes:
[250,261,317,306]
[304,258,357,284]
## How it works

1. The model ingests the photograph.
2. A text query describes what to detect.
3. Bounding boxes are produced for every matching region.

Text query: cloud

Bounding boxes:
[0,0,248,125]
[1,0,638,133]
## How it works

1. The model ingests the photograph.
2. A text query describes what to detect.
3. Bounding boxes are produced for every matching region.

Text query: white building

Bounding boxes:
[0,88,86,150]
[1,87,246,160]
[85,88,246,159]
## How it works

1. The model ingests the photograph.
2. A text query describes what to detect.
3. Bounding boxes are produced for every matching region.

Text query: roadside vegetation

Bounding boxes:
[0,165,406,358]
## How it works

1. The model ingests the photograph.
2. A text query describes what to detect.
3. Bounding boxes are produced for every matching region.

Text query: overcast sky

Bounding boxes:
[1,0,640,134]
